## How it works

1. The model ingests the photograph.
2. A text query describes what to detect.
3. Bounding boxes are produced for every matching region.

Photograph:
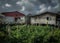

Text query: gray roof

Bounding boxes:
[30,12,59,17]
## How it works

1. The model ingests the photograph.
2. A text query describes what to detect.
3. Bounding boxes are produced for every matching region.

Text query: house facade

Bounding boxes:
[30,12,60,26]
[1,11,25,24]
[0,14,5,24]
[0,11,60,26]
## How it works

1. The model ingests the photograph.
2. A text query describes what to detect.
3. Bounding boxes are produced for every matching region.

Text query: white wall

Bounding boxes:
[4,16,15,24]
[4,16,25,24]
[31,14,56,25]
[16,16,25,24]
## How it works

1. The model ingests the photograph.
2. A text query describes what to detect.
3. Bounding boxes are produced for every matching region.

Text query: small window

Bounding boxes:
[46,17,51,20]
[47,17,49,20]
[18,17,20,19]
[15,18,18,22]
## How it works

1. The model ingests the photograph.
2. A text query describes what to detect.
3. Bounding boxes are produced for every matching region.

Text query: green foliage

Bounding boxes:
[0,25,60,43]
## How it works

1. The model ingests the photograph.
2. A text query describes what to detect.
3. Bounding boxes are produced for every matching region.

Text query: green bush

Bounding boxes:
[0,25,60,43]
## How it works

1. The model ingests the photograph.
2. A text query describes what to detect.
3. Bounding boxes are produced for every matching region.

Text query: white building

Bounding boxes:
[1,11,25,24]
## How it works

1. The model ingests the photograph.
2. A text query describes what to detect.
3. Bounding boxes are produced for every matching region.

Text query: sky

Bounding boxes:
[0,0,60,15]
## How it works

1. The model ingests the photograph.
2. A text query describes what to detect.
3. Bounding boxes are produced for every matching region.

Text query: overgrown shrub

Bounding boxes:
[0,25,60,43]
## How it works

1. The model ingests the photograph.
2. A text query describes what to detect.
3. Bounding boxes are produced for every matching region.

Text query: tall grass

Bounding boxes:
[0,25,60,43]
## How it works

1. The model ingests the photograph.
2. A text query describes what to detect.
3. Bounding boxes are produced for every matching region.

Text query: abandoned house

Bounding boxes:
[0,11,60,26]
[30,12,60,26]
[1,11,25,24]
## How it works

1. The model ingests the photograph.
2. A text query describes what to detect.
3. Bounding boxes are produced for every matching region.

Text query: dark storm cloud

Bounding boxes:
[0,0,22,12]
[0,0,60,14]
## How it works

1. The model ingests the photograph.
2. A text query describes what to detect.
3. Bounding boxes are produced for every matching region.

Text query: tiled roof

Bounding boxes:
[1,11,25,17]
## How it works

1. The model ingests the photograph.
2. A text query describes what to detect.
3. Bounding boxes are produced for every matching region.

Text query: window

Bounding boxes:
[15,18,18,22]
[46,17,51,20]
[18,17,20,19]
[47,17,49,20]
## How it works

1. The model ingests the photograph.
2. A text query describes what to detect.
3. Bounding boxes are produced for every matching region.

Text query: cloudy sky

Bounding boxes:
[0,0,60,15]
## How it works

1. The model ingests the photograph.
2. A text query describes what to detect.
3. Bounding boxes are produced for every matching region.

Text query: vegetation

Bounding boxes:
[0,25,60,43]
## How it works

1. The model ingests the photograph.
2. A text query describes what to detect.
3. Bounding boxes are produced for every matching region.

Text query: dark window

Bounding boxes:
[15,18,18,22]
[46,17,51,20]
[47,17,49,20]
[18,17,20,19]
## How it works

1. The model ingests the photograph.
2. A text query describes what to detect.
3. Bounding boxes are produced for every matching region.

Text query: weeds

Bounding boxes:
[0,25,60,43]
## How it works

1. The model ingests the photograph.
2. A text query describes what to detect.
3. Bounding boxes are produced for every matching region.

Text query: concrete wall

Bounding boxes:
[3,16,25,24]
[31,14,56,25]
[0,14,5,23]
